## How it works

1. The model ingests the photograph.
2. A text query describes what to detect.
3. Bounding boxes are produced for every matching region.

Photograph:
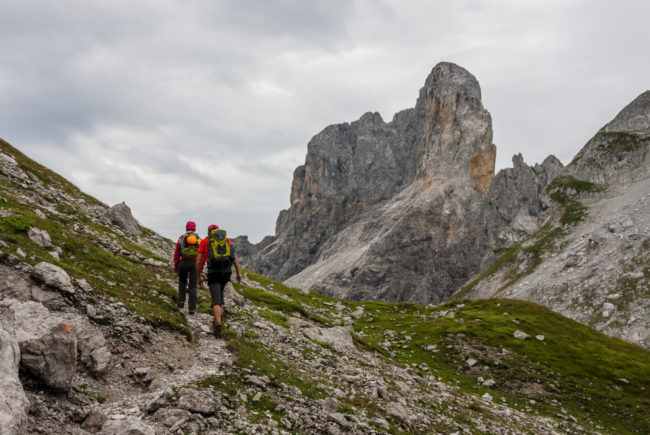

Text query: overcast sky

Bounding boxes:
[1,0,648,243]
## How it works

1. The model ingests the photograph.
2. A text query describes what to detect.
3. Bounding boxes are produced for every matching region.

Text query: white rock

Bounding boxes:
[32,262,74,293]
[28,227,52,248]
[535,335,545,341]
[466,358,478,367]
[482,393,493,401]
[513,330,530,340]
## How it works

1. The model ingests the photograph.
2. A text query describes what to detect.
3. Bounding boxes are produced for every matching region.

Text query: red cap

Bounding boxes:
[207,224,219,232]
[186,221,196,231]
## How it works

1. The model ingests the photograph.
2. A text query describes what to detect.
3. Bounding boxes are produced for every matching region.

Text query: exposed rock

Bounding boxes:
[81,410,108,433]
[0,308,29,435]
[303,326,356,353]
[32,262,75,294]
[19,320,77,391]
[105,202,142,236]
[457,91,650,349]
[176,388,220,415]
[153,408,191,427]
[99,416,155,435]
[28,227,52,248]
[514,330,530,340]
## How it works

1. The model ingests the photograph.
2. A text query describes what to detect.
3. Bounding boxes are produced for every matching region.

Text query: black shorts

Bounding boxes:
[207,271,231,307]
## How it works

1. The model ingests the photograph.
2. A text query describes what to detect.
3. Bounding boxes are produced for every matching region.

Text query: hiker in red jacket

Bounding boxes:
[173,221,200,315]
[196,224,242,337]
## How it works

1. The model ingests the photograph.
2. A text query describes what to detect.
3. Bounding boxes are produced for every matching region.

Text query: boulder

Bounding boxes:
[99,416,154,435]
[177,388,220,415]
[32,262,75,294]
[153,408,192,427]
[81,410,108,433]
[105,202,142,236]
[19,321,77,391]
[27,227,52,248]
[0,308,29,435]
[303,326,356,353]
[11,301,112,386]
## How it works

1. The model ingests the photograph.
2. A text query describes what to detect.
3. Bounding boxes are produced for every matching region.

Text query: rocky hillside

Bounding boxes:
[454,91,650,351]
[1,138,650,434]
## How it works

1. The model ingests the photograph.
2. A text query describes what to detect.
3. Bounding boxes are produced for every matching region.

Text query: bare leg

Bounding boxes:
[212,304,222,324]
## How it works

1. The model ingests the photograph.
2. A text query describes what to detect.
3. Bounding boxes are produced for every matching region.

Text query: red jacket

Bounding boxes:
[197,237,233,271]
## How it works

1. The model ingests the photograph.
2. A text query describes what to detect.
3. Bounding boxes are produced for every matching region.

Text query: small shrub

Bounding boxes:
[3,215,32,233]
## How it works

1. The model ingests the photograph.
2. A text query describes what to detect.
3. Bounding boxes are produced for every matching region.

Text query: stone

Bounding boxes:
[466,358,478,367]
[153,408,191,427]
[483,379,496,387]
[105,202,142,236]
[482,392,493,401]
[99,416,154,435]
[177,388,220,415]
[81,410,108,433]
[514,330,530,340]
[0,308,29,435]
[535,335,545,341]
[303,326,356,353]
[28,227,52,248]
[386,402,411,426]
[19,321,77,391]
[321,397,339,413]
[32,262,75,294]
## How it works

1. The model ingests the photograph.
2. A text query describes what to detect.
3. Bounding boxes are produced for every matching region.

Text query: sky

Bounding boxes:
[1,0,648,243]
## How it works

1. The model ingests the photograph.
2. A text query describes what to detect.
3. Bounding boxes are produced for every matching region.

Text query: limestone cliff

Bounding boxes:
[246,62,502,303]
[455,91,650,350]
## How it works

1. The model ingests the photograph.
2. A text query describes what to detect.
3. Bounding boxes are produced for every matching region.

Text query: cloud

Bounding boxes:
[1,0,649,243]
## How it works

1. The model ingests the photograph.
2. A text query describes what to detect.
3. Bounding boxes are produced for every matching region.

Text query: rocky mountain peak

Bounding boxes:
[603,90,650,134]
[415,62,495,194]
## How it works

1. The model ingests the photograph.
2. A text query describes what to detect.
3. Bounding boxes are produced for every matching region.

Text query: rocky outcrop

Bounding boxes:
[105,202,142,236]
[32,262,75,294]
[455,91,650,349]
[245,62,550,304]
[477,153,564,264]
[0,308,29,435]
[570,91,650,185]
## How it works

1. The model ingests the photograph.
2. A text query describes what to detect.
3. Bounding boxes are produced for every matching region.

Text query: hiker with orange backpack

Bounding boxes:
[173,221,201,315]
[196,224,242,337]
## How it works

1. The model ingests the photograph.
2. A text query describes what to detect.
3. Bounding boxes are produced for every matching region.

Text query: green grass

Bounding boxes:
[351,298,650,433]
[226,336,327,400]
[235,278,332,326]
[0,140,190,339]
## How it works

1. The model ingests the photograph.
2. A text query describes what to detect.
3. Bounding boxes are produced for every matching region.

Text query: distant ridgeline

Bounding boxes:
[235,64,650,350]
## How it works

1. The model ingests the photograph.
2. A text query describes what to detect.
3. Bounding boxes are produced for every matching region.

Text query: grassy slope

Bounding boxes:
[0,139,189,337]
[3,138,649,432]
[198,272,650,433]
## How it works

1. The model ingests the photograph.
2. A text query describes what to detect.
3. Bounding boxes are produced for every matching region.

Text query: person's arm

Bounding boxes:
[173,239,181,274]
[233,256,242,284]
[196,252,203,286]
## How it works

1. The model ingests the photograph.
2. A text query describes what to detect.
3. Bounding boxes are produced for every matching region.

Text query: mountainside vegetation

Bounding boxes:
[1,132,649,434]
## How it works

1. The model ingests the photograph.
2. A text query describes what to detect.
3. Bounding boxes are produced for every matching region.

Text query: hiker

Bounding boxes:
[196,224,242,337]
[173,220,200,314]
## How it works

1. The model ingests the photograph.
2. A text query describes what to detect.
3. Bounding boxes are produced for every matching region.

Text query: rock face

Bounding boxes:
[106,201,142,236]
[245,62,551,304]
[456,91,650,349]
[12,301,78,391]
[0,308,29,435]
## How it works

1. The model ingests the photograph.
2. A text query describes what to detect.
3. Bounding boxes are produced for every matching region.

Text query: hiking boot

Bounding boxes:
[188,310,196,315]
[213,322,222,338]
[177,303,184,309]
